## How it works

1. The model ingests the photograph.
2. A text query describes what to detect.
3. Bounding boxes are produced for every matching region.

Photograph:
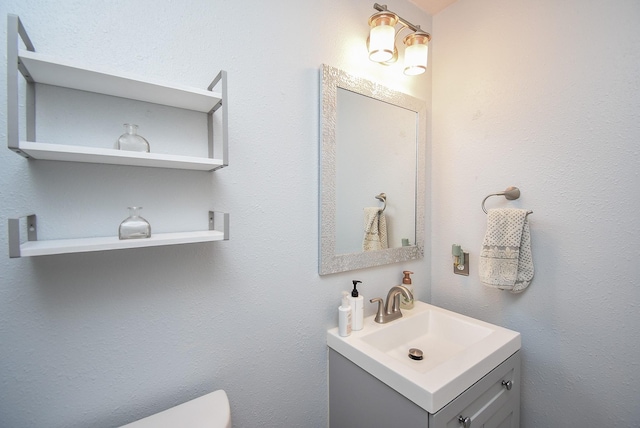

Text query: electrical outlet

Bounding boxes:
[454,252,469,276]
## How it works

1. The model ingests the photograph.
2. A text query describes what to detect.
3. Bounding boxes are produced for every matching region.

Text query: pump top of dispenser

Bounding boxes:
[341,291,350,308]
[351,280,362,297]
[402,271,413,285]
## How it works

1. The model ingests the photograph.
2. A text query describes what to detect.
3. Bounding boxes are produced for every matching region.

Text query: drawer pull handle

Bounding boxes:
[458,416,471,427]
[502,380,513,390]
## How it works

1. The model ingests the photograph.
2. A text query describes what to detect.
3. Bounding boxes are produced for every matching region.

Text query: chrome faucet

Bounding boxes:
[370,285,414,324]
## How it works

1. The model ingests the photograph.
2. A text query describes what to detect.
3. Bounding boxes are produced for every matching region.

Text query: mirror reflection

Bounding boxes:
[335,88,417,254]
[320,64,426,275]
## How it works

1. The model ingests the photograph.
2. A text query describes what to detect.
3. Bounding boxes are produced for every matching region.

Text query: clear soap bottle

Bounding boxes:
[400,270,414,309]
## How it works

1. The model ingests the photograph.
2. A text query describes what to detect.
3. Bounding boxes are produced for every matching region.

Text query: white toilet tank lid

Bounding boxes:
[120,389,231,428]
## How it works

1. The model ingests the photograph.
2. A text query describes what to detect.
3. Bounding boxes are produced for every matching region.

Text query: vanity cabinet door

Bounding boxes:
[328,349,429,428]
[430,351,521,428]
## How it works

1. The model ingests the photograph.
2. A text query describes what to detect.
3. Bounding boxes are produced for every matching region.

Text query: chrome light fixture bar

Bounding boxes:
[367,3,431,75]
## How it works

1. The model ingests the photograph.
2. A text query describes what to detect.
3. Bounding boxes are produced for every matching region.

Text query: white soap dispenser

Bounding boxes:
[338,291,352,337]
[400,270,415,309]
[348,280,364,331]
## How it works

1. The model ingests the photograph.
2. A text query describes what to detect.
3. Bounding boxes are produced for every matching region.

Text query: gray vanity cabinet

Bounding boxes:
[328,349,521,428]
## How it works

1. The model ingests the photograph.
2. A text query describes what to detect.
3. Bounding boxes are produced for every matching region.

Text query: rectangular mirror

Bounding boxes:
[319,65,426,275]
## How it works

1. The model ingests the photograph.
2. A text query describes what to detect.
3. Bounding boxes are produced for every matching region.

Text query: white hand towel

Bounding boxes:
[363,207,388,252]
[479,208,533,293]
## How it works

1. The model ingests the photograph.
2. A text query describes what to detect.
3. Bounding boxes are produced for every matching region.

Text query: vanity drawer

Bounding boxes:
[430,351,521,428]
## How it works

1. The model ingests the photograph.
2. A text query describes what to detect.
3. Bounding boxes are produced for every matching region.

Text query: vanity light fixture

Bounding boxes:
[367,3,431,75]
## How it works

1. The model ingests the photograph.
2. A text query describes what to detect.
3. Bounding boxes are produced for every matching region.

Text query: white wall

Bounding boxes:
[432,0,640,426]
[0,0,431,427]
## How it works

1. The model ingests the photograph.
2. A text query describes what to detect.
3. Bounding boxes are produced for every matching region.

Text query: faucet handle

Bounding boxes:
[392,292,403,313]
[370,298,385,323]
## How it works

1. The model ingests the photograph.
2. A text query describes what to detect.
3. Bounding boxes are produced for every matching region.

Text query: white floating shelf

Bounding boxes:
[17,230,225,257]
[6,16,231,259]
[16,141,224,171]
[19,49,221,112]
[9,212,229,258]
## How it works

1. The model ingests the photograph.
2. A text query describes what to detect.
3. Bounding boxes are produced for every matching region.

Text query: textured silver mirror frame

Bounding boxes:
[319,64,426,275]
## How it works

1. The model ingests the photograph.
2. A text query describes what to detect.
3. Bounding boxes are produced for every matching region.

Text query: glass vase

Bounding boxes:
[119,207,151,240]
[116,123,150,152]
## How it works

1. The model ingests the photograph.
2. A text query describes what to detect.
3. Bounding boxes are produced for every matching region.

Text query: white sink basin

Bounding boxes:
[327,300,520,413]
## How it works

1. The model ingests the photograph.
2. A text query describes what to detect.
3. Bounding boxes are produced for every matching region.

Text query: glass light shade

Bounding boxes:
[403,33,429,76]
[369,24,396,62]
[368,12,398,63]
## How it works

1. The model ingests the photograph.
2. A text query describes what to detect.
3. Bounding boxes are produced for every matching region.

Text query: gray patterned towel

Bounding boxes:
[479,208,533,293]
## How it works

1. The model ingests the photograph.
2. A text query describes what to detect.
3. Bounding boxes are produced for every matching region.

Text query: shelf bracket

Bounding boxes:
[207,70,228,169]
[8,214,37,258]
[7,14,36,157]
[209,210,230,240]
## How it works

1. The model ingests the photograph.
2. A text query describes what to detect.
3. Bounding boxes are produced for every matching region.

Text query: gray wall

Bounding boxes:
[0,0,431,427]
[431,0,640,427]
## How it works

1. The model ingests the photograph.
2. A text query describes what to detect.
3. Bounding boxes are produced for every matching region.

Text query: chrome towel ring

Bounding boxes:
[375,193,387,212]
[482,186,533,214]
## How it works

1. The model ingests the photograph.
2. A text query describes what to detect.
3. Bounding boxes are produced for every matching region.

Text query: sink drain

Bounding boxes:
[408,348,424,361]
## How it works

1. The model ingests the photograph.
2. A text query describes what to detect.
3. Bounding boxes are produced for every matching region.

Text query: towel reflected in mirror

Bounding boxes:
[363,207,388,251]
